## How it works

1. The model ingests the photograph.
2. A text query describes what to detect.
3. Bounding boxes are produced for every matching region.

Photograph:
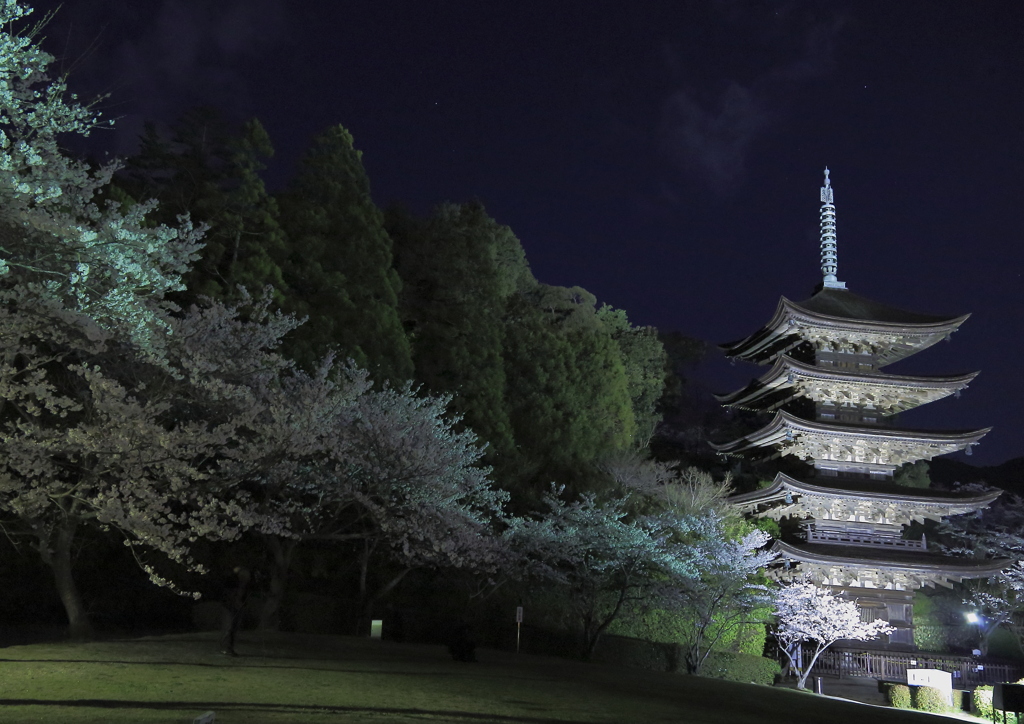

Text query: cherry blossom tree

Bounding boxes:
[773,581,894,688]
[936,485,1019,653]
[252,381,511,630]
[0,2,312,638]
[505,489,674,658]
[0,291,304,638]
[604,455,775,674]
[656,520,775,675]
[937,485,1022,560]
[505,473,775,665]
[0,2,513,641]
[0,2,201,349]
[960,564,1024,655]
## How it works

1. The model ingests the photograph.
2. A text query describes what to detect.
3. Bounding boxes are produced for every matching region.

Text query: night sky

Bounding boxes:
[30,1,1024,465]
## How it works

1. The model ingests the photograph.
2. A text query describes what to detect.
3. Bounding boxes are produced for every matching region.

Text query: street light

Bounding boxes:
[965,612,981,624]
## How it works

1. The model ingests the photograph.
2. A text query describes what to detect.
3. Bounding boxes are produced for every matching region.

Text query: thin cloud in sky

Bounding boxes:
[657,5,845,195]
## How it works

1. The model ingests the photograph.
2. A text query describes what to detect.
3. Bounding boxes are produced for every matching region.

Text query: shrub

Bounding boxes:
[912,685,949,713]
[972,680,1024,719]
[888,684,912,709]
[973,685,994,719]
[701,651,780,685]
[607,607,769,656]
[973,680,1024,719]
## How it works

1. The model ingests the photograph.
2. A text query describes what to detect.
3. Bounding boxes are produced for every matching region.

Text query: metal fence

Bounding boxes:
[808,648,1023,688]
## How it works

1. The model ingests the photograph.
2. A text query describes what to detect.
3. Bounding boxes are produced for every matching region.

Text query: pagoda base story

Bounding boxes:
[832,585,916,651]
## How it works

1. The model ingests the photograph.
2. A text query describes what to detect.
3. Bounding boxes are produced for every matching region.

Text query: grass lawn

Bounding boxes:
[0,631,960,723]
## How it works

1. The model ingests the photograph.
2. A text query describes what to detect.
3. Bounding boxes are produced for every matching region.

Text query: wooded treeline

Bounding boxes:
[1,6,760,668]
[118,108,674,504]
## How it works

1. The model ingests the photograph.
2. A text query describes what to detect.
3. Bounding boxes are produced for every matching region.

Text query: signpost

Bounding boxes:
[516,606,523,653]
[907,668,954,707]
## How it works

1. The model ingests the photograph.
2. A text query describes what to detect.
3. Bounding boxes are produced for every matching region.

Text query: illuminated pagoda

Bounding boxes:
[715,169,1004,648]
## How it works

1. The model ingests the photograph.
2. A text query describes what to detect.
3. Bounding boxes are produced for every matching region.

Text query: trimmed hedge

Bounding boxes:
[701,650,780,686]
[974,679,1024,719]
[912,685,949,713]
[606,607,769,657]
[888,684,912,709]
[591,636,778,685]
[974,686,995,719]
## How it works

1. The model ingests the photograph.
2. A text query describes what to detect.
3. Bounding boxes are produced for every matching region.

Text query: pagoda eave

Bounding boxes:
[711,410,990,468]
[771,541,1009,590]
[731,471,1001,507]
[730,472,1001,525]
[716,355,978,414]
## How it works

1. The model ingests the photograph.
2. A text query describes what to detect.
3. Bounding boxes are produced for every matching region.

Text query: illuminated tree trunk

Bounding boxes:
[36,519,93,640]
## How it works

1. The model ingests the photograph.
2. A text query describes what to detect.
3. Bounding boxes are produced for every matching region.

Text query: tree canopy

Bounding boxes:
[278,125,412,381]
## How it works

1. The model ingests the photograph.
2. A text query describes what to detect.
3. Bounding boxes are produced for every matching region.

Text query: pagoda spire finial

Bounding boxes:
[819,168,846,290]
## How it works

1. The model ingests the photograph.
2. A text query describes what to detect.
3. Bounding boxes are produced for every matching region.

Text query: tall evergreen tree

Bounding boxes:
[596,306,668,449]
[279,126,412,381]
[122,108,288,307]
[502,285,638,498]
[388,202,530,464]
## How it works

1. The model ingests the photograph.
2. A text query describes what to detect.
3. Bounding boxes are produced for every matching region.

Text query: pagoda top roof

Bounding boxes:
[715,354,978,413]
[795,287,961,325]
[774,540,1009,577]
[730,471,1002,508]
[721,288,969,366]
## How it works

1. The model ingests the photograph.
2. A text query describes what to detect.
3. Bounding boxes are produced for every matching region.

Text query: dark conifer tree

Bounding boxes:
[122,108,288,307]
[502,284,639,499]
[278,125,412,381]
[388,202,528,467]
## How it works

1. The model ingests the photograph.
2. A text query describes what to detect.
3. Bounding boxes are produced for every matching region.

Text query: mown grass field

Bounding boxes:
[0,631,956,723]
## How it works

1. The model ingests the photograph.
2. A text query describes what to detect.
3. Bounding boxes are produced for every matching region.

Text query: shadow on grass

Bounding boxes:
[0,657,472,676]
[0,699,579,723]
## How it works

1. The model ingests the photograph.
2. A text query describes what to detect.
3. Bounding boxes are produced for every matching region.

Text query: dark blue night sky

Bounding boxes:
[33,0,1024,465]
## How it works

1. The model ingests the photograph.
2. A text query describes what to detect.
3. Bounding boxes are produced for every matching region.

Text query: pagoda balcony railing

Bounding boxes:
[804,525,927,550]
[805,647,1022,688]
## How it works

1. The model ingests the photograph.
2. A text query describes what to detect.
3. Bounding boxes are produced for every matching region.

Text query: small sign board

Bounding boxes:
[515,606,523,623]
[370,619,383,639]
[907,668,953,706]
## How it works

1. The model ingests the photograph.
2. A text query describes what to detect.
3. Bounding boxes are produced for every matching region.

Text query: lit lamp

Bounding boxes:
[965,613,984,658]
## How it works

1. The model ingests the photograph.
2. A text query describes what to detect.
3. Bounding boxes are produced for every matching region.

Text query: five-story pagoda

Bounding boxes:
[715,170,1004,648]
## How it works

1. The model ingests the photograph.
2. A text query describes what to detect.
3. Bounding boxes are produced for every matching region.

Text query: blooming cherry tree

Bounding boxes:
[0,291,304,638]
[773,581,894,688]
[936,486,1018,653]
[655,518,775,674]
[242,374,511,630]
[505,488,675,658]
[605,455,776,674]
[0,2,201,344]
[960,563,1024,655]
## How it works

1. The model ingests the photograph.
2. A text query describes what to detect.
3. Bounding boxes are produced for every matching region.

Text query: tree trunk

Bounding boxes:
[797,643,828,689]
[580,585,632,661]
[258,535,298,631]
[685,645,701,674]
[38,520,93,640]
[580,612,597,660]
